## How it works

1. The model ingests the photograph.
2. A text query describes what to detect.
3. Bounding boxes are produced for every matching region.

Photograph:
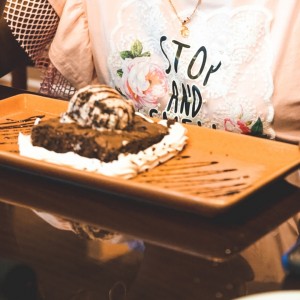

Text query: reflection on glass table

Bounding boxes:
[0,202,300,300]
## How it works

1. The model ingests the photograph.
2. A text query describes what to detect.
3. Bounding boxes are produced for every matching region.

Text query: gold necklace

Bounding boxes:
[168,0,202,38]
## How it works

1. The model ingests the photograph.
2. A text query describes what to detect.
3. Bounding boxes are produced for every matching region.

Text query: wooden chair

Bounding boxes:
[11,64,28,90]
[0,10,33,90]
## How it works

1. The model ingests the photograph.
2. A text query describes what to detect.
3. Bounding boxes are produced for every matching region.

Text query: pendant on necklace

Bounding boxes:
[181,24,189,38]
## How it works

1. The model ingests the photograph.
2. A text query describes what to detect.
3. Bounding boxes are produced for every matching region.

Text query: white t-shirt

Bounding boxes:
[49,0,300,142]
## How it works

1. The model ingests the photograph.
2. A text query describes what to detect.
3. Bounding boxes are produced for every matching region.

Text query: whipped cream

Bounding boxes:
[18,116,188,179]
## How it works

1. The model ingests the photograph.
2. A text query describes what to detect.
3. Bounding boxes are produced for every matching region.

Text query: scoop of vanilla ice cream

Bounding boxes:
[60,84,135,131]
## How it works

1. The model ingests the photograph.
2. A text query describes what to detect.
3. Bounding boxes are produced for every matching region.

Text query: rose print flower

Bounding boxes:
[116,40,168,109]
[223,103,264,136]
[224,118,252,134]
[224,117,263,136]
[120,57,167,109]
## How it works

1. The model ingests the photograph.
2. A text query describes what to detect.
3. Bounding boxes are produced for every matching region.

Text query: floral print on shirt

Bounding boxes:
[115,40,266,138]
[116,40,168,110]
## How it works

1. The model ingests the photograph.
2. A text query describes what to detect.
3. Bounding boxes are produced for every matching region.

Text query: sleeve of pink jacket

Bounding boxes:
[48,0,66,16]
[48,0,95,89]
[271,3,300,144]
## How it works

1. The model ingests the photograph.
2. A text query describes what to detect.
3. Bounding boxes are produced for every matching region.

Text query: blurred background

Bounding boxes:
[0,65,41,92]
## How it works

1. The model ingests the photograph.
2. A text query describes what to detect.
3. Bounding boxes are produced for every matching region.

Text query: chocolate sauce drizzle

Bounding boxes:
[0,115,44,152]
[136,156,252,199]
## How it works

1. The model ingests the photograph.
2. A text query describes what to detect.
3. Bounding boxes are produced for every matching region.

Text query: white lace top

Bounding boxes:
[49,0,279,138]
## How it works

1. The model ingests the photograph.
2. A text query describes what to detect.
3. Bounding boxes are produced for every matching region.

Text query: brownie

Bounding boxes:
[31,115,170,162]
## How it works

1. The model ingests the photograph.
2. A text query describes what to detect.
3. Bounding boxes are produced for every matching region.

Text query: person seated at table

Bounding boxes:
[1,0,299,144]
[0,0,299,237]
